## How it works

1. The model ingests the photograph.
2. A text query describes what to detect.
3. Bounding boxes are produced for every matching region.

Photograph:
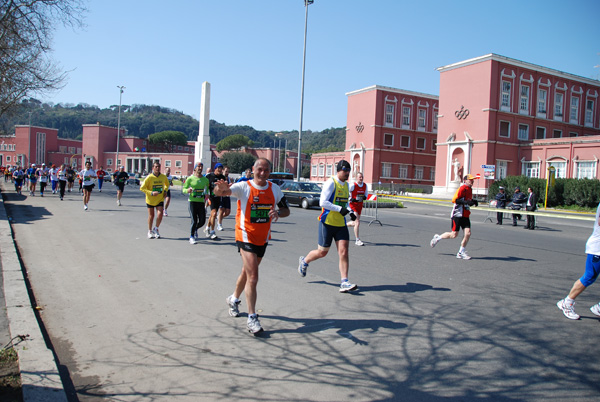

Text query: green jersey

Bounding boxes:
[182,175,209,202]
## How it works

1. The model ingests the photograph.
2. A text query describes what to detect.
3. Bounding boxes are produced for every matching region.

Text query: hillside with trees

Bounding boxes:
[0,99,345,154]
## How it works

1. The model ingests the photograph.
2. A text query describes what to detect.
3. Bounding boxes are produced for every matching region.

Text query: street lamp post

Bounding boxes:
[116,86,125,172]
[297,0,313,180]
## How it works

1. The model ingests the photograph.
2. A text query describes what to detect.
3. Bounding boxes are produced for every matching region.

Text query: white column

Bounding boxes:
[195,81,212,167]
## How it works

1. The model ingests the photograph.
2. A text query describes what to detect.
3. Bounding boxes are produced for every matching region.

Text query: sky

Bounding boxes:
[44,0,600,132]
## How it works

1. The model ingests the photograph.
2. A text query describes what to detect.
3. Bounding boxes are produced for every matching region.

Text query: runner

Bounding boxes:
[217,165,232,231]
[204,163,225,239]
[113,166,129,206]
[96,166,106,192]
[12,166,24,195]
[347,172,368,246]
[79,161,97,210]
[182,162,209,244]
[430,174,479,259]
[49,164,59,194]
[66,165,75,192]
[215,158,290,334]
[298,160,359,293]
[140,161,170,239]
[26,163,37,196]
[37,163,49,197]
[163,167,173,216]
[57,164,68,200]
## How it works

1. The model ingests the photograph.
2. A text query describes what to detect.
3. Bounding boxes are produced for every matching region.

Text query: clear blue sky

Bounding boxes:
[44,0,600,132]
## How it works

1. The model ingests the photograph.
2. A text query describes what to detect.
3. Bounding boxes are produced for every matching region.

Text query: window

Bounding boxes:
[416,138,426,150]
[554,92,564,118]
[432,139,437,151]
[577,161,596,179]
[418,109,426,130]
[6,156,10,162]
[501,81,511,110]
[59,146,67,153]
[381,163,392,177]
[538,89,547,114]
[383,133,394,147]
[499,121,510,138]
[570,96,579,123]
[569,132,578,137]
[400,136,410,148]
[414,166,423,180]
[184,147,189,151]
[520,85,530,113]
[385,104,394,126]
[430,167,435,181]
[175,160,182,167]
[36,132,46,164]
[117,159,121,166]
[318,164,324,176]
[177,145,183,150]
[69,147,75,154]
[518,124,529,141]
[402,107,411,128]
[399,165,407,179]
[536,127,546,139]
[107,158,113,166]
[523,162,540,178]
[547,161,566,178]
[553,129,562,138]
[585,100,595,126]
[497,160,508,180]
[165,160,171,167]
[311,165,317,176]
[433,112,438,131]
[326,164,333,176]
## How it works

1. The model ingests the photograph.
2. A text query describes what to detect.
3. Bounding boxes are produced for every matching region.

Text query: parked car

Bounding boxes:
[127,173,140,185]
[279,181,321,209]
[103,175,112,182]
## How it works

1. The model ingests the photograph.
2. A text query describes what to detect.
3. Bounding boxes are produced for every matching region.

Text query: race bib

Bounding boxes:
[152,184,163,193]
[250,203,271,223]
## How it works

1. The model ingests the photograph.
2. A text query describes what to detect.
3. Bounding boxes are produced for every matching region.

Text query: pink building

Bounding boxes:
[311,85,439,190]
[434,54,600,195]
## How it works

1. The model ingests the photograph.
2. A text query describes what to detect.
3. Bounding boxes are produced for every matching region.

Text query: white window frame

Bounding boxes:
[175,160,182,168]
[585,99,595,127]
[418,109,426,131]
[570,96,579,124]
[402,106,411,129]
[107,158,113,166]
[318,163,324,176]
[381,163,392,178]
[416,137,426,150]
[385,104,394,127]
[414,166,423,180]
[522,161,540,178]
[429,167,435,181]
[536,126,546,140]
[518,124,529,141]
[501,80,511,111]
[537,88,547,116]
[577,161,596,179]
[554,92,564,120]
[497,160,508,180]
[165,160,171,167]
[6,156,10,162]
[520,85,530,114]
[400,135,410,148]
[383,133,394,147]
[552,129,562,139]
[398,164,408,179]
[499,121,510,138]
[311,164,317,176]
[326,164,333,176]
[547,161,566,178]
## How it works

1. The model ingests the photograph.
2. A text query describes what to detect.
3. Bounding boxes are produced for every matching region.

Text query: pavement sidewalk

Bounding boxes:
[0,181,67,401]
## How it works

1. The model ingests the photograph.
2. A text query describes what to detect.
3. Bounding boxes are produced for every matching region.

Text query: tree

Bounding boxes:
[0,1,86,119]
[219,152,256,174]
[216,134,254,152]
[148,131,188,152]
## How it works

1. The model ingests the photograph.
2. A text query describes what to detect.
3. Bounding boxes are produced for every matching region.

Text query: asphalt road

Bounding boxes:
[2,180,599,401]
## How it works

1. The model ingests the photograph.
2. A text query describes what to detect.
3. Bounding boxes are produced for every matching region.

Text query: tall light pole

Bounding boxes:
[297,0,313,180]
[116,86,125,172]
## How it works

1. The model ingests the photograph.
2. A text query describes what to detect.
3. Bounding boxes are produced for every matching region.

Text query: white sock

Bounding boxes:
[459,246,465,253]
[565,297,575,305]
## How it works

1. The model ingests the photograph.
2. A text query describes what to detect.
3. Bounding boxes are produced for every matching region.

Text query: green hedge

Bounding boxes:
[488,176,600,208]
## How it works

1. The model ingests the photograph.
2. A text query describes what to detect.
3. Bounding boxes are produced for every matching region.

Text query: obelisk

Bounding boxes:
[195,81,212,167]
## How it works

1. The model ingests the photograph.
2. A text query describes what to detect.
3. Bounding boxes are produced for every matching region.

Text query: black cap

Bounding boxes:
[336,160,351,172]
[515,186,520,191]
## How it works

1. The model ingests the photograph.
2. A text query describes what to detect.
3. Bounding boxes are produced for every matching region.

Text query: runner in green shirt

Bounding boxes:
[182,162,210,244]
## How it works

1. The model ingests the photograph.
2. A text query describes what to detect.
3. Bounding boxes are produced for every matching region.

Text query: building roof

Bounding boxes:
[346,85,439,100]
[436,53,600,87]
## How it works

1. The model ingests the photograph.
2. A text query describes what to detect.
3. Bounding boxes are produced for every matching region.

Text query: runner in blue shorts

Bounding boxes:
[557,202,600,320]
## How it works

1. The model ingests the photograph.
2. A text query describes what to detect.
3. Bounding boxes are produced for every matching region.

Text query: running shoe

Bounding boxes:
[247,315,263,334]
[117,199,121,206]
[355,239,364,246]
[164,210,168,217]
[147,230,155,239]
[590,303,600,317]
[339,281,358,293]
[84,204,88,211]
[456,250,471,260]
[189,236,196,244]
[210,231,217,240]
[557,299,580,320]
[217,223,223,231]
[226,295,241,317]
[153,227,160,239]
[430,234,441,248]
[298,256,308,277]
[204,226,210,237]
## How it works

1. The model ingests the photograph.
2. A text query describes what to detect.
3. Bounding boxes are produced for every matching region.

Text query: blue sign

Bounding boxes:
[141,147,146,152]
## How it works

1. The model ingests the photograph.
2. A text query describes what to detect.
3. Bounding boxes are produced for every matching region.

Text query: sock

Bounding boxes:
[230,295,239,303]
[341,278,348,283]
[248,313,257,320]
[459,246,465,253]
[565,297,575,305]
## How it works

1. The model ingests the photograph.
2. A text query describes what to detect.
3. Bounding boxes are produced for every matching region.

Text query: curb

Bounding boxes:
[0,186,68,401]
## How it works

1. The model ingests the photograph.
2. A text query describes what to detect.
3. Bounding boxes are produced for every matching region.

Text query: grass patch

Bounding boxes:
[554,205,596,213]
[0,347,22,402]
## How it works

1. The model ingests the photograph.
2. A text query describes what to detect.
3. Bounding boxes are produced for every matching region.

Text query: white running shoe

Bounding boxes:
[210,231,217,240]
[456,250,471,260]
[590,303,600,317]
[430,234,441,248]
[557,299,580,320]
[339,281,358,293]
[355,239,364,246]
[153,227,160,239]
[147,230,155,239]
[117,199,121,206]
[247,315,263,334]
[164,210,168,217]
[84,204,88,211]
[189,236,196,244]
[298,256,308,277]
[217,223,223,231]
[226,295,241,317]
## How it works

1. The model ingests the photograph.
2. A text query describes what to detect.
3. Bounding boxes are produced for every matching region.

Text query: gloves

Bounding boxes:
[467,199,479,207]
[349,211,357,221]
[340,207,350,216]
